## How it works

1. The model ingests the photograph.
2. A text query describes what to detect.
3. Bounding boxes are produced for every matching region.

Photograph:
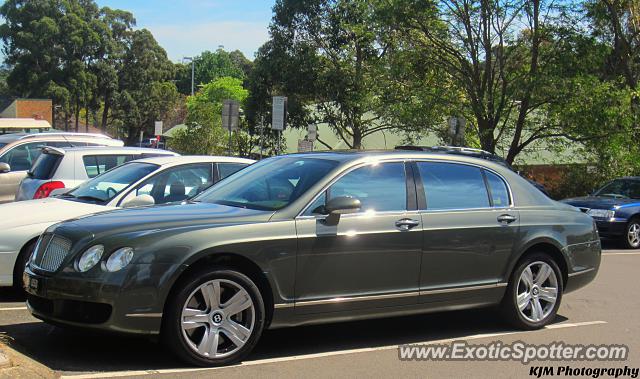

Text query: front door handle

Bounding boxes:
[395,218,420,231]
[497,214,517,224]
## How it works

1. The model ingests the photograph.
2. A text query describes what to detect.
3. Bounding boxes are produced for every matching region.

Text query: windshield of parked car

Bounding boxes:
[63,162,159,204]
[195,157,340,211]
[594,179,640,199]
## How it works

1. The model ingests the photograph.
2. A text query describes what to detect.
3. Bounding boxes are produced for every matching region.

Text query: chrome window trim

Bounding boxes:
[296,158,412,219]
[412,159,515,211]
[289,282,508,307]
[568,267,596,277]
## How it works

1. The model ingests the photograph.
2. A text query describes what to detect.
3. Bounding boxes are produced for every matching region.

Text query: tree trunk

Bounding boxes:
[101,94,111,134]
[74,102,80,132]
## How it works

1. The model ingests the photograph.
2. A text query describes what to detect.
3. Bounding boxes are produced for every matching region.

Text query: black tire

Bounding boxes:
[501,252,563,329]
[13,240,36,292]
[623,218,640,249]
[162,267,265,367]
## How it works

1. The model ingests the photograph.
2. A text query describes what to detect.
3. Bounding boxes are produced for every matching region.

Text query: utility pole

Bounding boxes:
[183,57,195,95]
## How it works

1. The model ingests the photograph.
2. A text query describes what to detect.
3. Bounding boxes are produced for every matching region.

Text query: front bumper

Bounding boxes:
[23,262,180,335]
[594,218,627,238]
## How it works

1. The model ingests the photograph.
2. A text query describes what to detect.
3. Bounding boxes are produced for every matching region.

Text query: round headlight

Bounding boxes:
[105,247,135,272]
[77,245,104,272]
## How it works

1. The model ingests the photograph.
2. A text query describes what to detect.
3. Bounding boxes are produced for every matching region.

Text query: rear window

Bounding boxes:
[82,155,136,178]
[29,152,63,179]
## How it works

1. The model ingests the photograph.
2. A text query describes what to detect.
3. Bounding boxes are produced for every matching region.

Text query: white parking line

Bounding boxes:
[602,252,640,256]
[0,306,27,311]
[61,320,607,379]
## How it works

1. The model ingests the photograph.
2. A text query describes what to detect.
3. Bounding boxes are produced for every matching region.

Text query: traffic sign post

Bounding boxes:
[272,96,287,155]
[222,100,240,155]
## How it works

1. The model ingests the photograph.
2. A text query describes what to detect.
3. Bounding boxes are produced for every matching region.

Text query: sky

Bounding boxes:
[96,0,276,62]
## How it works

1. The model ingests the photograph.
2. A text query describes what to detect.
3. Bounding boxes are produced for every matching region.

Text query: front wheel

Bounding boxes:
[501,253,563,329]
[162,268,265,367]
[623,219,640,249]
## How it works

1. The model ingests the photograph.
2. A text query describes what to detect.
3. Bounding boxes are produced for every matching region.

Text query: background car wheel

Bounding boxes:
[162,268,265,367]
[13,239,36,292]
[623,218,640,249]
[501,253,563,329]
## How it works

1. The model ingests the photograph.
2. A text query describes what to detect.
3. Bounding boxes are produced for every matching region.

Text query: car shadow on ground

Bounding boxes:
[0,307,569,374]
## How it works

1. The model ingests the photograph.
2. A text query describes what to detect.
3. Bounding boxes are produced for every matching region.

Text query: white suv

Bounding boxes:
[15,146,178,201]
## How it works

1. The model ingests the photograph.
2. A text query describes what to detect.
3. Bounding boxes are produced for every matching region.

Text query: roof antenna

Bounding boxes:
[62,134,76,147]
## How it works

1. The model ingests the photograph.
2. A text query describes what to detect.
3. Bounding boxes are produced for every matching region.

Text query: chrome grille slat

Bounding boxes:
[33,234,72,272]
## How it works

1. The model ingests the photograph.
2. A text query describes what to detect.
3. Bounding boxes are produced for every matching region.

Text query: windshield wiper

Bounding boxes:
[74,195,107,203]
[598,193,629,199]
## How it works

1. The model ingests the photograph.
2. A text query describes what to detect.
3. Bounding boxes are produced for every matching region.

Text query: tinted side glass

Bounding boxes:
[310,162,407,214]
[417,162,490,210]
[29,153,63,179]
[82,155,135,178]
[0,142,45,171]
[217,163,248,180]
[132,164,214,204]
[485,171,510,207]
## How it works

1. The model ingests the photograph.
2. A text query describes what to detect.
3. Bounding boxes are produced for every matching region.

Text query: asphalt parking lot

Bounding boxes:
[0,244,638,379]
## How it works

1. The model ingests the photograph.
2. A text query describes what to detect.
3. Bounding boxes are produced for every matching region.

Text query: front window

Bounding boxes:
[594,179,640,199]
[64,162,159,204]
[0,142,45,171]
[196,157,339,211]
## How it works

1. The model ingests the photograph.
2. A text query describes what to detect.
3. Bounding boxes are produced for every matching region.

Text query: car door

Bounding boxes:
[414,161,519,301]
[294,161,422,314]
[0,142,47,203]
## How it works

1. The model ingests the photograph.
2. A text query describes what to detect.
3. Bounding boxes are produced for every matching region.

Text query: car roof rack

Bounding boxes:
[18,132,113,140]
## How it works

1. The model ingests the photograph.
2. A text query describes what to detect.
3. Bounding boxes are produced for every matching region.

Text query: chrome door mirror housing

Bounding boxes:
[0,162,10,173]
[121,194,155,208]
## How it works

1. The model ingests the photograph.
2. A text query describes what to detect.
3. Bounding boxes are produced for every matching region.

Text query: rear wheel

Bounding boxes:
[501,253,563,329]
[623,219,640,249]
[162,268,265,367]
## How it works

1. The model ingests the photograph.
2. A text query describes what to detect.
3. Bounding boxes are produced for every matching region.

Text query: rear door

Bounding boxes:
[414,161,519,299]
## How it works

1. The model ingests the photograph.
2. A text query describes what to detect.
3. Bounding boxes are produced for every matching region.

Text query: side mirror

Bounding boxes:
[325,196,361,215]
[121,194,155,208]
[0,162,10,174]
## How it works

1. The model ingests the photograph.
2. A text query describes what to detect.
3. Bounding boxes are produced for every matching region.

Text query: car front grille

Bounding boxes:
[32,234,72,272]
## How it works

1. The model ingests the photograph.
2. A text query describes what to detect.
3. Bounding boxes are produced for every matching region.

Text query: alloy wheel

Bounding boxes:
[628,223,640,248]
[180,279,255,359]
[516,261,559,323]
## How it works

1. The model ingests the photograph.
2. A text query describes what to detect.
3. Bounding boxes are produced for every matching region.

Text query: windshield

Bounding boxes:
[66,162,159,204]
[195,157,340,211]
[594,179,640,199]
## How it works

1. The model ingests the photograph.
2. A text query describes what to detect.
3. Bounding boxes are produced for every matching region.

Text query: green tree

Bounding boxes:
[175,49,253,95]
[170,77,249,155]
[110,29,177,144]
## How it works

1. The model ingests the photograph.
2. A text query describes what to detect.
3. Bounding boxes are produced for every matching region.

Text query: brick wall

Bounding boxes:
[15,99,52,125]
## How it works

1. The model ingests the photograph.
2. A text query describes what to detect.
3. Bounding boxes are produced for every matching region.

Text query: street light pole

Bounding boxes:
[183,57,195,96]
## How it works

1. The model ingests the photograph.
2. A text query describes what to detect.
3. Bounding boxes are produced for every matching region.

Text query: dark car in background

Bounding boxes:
[24,151,600,367]
[562,177,640,249]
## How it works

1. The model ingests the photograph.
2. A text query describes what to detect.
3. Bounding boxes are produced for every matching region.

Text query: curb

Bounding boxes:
[0,341,56,378]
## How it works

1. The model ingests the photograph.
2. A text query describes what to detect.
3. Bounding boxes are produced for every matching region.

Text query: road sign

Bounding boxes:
[298,139,313,152]
[154,121,163,136]
[222,100,240,131]
[448,116,466,146]
[272,96,287,131]
[307,124,317,142]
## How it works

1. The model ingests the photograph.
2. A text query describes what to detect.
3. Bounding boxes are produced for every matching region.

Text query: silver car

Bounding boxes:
[15,146,178,201]
[0,132,123,203]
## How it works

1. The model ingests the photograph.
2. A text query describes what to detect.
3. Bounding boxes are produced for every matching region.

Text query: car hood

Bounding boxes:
[0,197,107,228]
[54,202,276,238]
[561,196,640,210]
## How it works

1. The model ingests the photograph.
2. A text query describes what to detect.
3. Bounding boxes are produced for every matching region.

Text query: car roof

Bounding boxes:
[0,132,115,143]
[133,155,256,166]
[42,146,178,156]
[273,150,508,169]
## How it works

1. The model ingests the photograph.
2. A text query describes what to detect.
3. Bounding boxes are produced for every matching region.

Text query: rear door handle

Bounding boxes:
[497,214,517,224]
[395,218,420,231]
